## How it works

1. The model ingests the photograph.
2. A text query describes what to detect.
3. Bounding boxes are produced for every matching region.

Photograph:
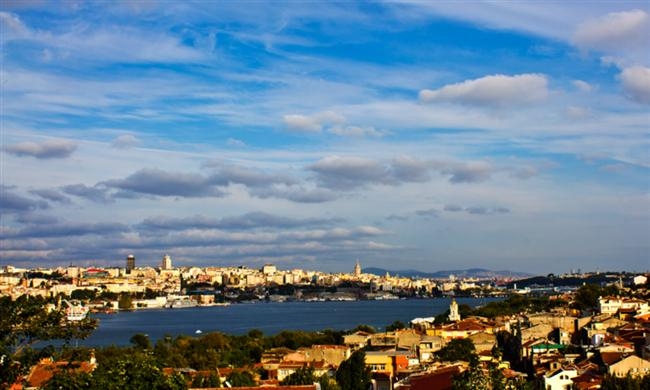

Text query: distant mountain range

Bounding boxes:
[363,267,534,279]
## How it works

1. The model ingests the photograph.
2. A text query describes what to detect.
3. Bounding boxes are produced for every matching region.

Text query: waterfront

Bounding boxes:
[82,297,494,346]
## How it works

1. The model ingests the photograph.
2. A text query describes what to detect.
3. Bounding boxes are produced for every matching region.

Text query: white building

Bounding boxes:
[262,264,277,275]
[599,296,649,315]
[544,367,577,390]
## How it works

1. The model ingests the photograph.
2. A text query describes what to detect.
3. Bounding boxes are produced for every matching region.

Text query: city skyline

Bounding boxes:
[1,1,649,274]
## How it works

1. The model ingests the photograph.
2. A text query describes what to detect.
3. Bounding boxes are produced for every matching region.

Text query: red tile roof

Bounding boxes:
[26,359,96,388]
[400,365,464,390]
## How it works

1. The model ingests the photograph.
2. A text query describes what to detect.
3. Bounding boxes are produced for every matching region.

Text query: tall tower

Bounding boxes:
[161,254,172,270]
[126,254,135,274]
[353,259,361,277]
[448,298,460,322]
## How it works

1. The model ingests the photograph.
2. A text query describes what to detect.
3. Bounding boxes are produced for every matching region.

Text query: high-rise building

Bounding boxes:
[126,254,135,274]
[161,254,172,270]
[353,259,361,277]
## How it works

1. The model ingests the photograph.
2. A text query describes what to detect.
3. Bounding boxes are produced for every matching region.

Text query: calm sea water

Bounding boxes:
[80,297,495,346]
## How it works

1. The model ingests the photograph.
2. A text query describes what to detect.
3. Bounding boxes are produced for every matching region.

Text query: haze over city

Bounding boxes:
[1,1,649,274]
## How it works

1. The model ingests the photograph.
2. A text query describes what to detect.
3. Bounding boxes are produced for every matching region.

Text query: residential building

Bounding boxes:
[608,355,650,378]
[544,367,578,390]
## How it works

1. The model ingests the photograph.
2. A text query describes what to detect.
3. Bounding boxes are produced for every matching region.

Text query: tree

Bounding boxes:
[436,338,477,363]
[42,369,92,390]
[191,373,221,388]
[319,374,342,390]
[335,350,371,390]
[227,370,256,387]
[70,289,97,301]
[88,352,187,390]
[0,296,97,387]
[118,294,133,310]
[496,330,522,370]
[572,283,619,311]
[351,324,376,334]
[452,360,536,390]
[385,320,406,332]
[451,362,489,390]
[281,365,315,385]
[130,333,151,350]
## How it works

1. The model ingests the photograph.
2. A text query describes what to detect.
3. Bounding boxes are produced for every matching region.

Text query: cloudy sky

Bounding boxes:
[1,1,649,274]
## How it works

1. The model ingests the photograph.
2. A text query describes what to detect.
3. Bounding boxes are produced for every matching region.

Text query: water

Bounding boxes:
[80,297,494,346]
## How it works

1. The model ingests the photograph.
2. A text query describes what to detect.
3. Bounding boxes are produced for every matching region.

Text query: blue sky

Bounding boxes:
[1,1,649,274]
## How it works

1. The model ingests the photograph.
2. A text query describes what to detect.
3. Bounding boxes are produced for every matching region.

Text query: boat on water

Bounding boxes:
[63,299,90,321]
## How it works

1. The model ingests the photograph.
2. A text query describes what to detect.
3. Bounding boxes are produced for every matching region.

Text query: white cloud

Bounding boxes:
[282,110,346,133]
[328,125,384,137]
[5,139,78,159]
[111,134,139,149]
[227,138,247,147]
[565,106,592,119]
[419,74,548,107]
[572,80,594,93]
[282,110,385,138]
[1,11,204,64]
[0,11,28,38]
[573,9,650,58]
[619,66,650,104]
[282,114,322,133]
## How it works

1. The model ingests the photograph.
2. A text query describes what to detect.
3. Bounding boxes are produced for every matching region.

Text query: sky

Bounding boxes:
[1,1,649,275]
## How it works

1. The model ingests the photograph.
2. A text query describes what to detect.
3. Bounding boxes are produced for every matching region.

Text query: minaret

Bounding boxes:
[448,298,460,322]
[353,259,361,277]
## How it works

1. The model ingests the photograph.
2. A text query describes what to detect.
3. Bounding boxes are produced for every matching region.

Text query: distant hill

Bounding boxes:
[504,273,622,289]
[363,267,533,279]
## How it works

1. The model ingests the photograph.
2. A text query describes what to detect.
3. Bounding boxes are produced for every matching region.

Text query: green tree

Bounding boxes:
[227,370,256,387]
[89,352,187,390]
[281,365,316,385]
[319,374,342,390]
[385,320,406,331]
[191,373,221,388]
[335,350,371,390]
[572,283,619,311]
[42,369,92,390]
[118,294,133,310]
[0,296,97,387]
[70,289,98,301]
[451,362,489,390]
[351,324,376,334]
[436,338,477,363]
[130,333,151,350]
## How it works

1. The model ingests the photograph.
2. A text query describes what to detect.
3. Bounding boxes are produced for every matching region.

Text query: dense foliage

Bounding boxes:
[436,338,477,363]
[451,361,537,390]
[0,295,97,387]
[572,283,619,311]
[335,350,372,390]
[43,352,187,390]
[472,294,562,318]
